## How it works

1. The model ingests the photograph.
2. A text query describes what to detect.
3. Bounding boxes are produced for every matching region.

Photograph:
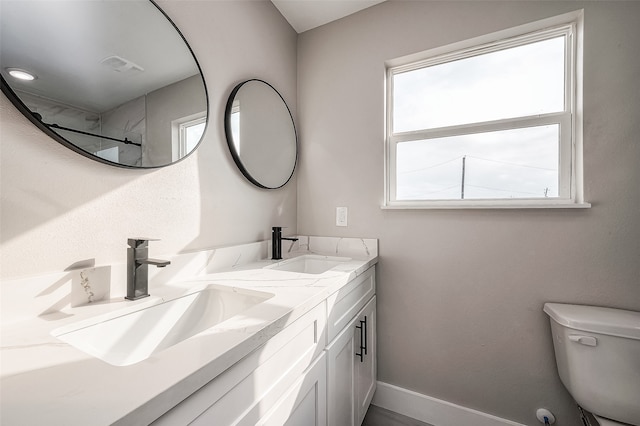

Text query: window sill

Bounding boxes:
[381,200,591,210]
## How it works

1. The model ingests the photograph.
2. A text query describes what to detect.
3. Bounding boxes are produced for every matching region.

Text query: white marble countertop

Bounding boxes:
[0,236,377,426]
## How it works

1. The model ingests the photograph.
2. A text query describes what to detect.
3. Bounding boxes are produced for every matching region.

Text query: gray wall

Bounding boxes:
[0,1,298,278]
[297,1,640,425]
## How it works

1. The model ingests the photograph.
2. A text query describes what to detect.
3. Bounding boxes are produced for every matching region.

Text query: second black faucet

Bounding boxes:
[271,227,298,260]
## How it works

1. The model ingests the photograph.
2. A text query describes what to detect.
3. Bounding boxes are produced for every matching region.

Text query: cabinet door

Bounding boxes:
[355,296,376,425]
[326,316,358,426]
[327,296,377,426]
[257,352,327,426]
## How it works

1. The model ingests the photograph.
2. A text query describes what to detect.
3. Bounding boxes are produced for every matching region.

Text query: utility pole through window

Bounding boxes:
[461,155,466,199]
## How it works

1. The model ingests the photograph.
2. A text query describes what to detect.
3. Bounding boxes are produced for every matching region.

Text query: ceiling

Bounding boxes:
[271,0,387,33]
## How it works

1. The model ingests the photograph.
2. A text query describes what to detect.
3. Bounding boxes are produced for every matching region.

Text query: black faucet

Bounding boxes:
[272,227,298,260]
[126,238,170,300]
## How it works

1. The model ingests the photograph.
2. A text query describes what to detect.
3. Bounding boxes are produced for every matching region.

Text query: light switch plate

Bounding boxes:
[336,207,348,227]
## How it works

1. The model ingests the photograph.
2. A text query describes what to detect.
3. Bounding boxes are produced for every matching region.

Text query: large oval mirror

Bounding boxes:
[0,0,207,168]
[225,80,297,189]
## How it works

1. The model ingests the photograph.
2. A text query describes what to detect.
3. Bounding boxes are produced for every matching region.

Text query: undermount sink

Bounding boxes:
[265,255,351,274]
[51,284,274,366]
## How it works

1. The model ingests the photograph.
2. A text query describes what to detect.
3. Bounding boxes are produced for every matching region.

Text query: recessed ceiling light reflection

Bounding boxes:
[7,68,37,81]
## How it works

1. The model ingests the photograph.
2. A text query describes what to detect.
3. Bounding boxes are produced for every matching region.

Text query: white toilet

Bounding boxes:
[544,303,640,426]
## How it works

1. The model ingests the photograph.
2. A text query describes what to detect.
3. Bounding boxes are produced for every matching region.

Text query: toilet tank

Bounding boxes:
[544,303,640,426]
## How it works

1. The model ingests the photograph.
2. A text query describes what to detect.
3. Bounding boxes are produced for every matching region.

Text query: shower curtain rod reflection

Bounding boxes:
[45,122,142,146]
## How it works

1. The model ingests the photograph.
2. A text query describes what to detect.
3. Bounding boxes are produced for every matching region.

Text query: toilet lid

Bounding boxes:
[593,414,630,426]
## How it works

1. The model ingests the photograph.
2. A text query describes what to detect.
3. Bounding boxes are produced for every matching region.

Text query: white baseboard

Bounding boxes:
[371,381,526,426]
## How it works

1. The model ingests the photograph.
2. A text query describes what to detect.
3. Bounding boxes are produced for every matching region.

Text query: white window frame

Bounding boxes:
[383,10,589,209]
[179,115,206,156]
[171,112,206,161]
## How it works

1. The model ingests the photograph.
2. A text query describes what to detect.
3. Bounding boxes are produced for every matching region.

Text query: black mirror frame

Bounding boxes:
[224,79,298,190]
[0,0,209,169]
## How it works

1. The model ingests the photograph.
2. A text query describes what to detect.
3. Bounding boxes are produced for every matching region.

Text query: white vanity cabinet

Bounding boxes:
[326,267,377,426]
[152,302,327,426]
[151,266,376,426]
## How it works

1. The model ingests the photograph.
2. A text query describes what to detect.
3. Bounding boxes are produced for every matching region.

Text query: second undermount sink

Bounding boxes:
[51,284,274,366]
[265,255,351,274]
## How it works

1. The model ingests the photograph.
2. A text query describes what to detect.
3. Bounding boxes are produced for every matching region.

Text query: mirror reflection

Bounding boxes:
[0,0,208,168]
[225,80,297,189]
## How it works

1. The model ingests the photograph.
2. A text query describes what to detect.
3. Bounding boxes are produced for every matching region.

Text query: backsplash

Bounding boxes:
[304,235,376,258]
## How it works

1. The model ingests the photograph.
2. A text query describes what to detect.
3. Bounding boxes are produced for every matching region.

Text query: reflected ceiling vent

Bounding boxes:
[100,55,144,73]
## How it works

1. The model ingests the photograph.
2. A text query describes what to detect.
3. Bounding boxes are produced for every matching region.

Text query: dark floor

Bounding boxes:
[362,405,434,426]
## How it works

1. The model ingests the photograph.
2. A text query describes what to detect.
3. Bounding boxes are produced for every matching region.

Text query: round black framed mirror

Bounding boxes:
[224,79,297,189]
[0,0,208,168]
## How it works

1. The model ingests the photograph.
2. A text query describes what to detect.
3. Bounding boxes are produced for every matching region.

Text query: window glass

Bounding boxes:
[393,36,566,133]
[230,101,241,154]
[185,121,205,153]
[396,125,559,200]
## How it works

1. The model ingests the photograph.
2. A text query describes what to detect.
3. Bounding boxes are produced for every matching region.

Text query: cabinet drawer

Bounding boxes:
[152,302,326,426]
[326,266,375,344]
